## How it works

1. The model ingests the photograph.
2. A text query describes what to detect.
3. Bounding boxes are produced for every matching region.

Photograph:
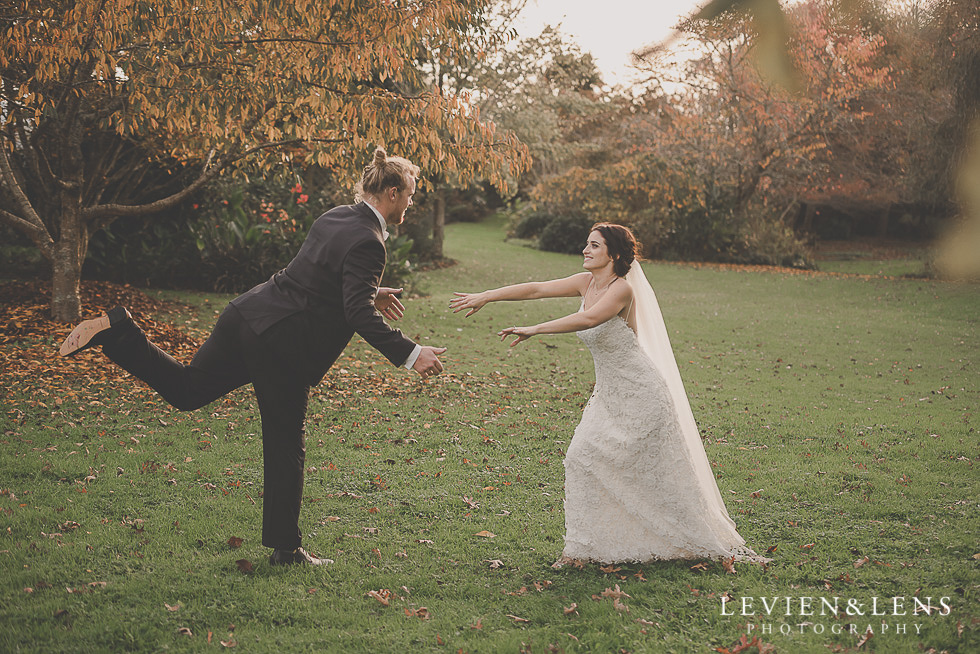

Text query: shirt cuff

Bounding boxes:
[403,345,422,370]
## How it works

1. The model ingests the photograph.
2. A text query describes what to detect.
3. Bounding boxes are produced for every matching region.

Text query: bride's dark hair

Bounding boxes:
[591,222,640,277]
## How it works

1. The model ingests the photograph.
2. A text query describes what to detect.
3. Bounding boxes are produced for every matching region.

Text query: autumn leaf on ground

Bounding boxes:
[165,603,180,612]
[404,606,430,620]
[235,559,253,574]
[227,536,243,549]
[367,589,392,606]
[474,530,495,538]
[463,496,479,509]
[721,556,737,574]
[599,564,621,574]
[854,556,869,568]
[470,618,483,630]
[600,584,631,600]
[856,626,874,648]
[87,581,107,588]
[506,614,530,623]
[177,627,193,637]
[564,603,578,616]
[716,634,770,654]
[613,598,629,613]
[221,636,237,648]
[485,559,504,569]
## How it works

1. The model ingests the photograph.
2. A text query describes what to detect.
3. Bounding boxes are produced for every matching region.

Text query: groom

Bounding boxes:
[59,148,445,565]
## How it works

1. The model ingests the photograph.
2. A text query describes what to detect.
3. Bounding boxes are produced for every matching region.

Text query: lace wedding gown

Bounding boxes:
[562,309,759,563]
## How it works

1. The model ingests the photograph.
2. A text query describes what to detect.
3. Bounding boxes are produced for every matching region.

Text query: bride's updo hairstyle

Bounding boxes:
[354,147,420,202]
[591,222,640,277]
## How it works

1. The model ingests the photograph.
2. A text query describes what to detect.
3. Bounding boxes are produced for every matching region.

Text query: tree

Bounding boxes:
[0,0,529,321]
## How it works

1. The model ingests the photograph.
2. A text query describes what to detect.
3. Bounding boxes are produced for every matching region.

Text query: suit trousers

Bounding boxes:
[101,304,309,550]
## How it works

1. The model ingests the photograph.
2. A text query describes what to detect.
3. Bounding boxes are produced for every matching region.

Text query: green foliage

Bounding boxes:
[536,213,595,255]
[380,234,416,290]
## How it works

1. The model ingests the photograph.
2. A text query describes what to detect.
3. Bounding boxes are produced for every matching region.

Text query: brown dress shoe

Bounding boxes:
[59,306,131,357]
[269,547,332,566]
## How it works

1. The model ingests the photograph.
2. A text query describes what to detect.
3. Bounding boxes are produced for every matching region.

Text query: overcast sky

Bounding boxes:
[512,0,707,85]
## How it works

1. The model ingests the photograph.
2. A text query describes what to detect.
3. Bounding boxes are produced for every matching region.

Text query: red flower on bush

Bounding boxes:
[291,183,303,194]
[296,194,309,204]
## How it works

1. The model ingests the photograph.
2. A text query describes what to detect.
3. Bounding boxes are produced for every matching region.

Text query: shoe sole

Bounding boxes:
[59,316,110,357]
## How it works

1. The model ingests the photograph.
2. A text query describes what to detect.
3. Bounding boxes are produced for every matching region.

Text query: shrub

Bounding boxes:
[537,213,595,254]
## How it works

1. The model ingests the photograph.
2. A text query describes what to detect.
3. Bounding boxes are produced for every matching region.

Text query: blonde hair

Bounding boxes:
[354,147,420,202]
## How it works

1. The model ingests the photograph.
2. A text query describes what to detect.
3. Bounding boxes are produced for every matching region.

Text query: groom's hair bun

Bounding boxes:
[591,222,640,277]
[355,145,421,202]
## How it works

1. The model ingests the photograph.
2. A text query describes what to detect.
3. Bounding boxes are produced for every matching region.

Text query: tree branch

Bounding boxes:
[0,139,49,238]
[0,206,51,251]
[82,152,221,232]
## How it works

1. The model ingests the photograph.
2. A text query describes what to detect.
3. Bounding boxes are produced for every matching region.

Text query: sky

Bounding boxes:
[512,0,708,86]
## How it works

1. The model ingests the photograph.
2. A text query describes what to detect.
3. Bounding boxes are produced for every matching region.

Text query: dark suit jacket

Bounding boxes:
[230,202,417,385]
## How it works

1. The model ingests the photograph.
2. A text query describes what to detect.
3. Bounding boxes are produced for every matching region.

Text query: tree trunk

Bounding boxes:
[876,204,891,238]
[49,188,88,323]
[432,188,446,260]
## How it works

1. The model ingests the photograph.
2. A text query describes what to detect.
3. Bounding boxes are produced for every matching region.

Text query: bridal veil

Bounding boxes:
[625,260,746,541]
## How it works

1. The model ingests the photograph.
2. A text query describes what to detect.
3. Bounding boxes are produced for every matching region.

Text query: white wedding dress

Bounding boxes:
[562,263,760,563]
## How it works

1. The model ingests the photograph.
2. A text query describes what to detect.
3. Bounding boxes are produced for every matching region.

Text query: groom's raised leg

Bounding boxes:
[99,304,251,410]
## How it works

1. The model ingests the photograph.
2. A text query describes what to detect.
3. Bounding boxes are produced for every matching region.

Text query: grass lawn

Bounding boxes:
[1,218,977,653]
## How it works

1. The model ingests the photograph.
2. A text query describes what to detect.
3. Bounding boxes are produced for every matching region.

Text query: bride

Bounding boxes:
[450,223,765,566]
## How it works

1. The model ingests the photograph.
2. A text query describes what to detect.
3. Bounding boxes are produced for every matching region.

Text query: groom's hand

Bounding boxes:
[375,287,405,321]
[412,346,447,379]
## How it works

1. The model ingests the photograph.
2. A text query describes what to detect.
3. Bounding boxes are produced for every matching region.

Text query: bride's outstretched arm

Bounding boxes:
[499,283,633,347]
[450,273,589,317]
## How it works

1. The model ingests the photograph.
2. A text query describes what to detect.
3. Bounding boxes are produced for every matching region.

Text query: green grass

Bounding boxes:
[2,218,977,653]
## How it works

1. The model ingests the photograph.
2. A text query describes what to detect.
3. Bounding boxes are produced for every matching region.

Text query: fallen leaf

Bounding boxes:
[599,564,621,574]
[563,603,578,615]
[636,618,658,626]
[613,598,630,613]
[600,584,631,600]
[506,614,529,623]
[165,603,180,612]
[227,536,243,549]
[87,581,107,588]
[854,556,869,569]
[721,556,737,574]
[235,559,253,574]
[404,606,430,619]
[486,559,504,569]
[177,627,193,636]
[367,590,391,606]
[474,530,495,538]
[856,626,873,648]
[221,637,237,648]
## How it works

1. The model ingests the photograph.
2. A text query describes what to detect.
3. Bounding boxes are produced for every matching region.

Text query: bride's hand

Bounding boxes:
[498,325,534,347]
[450,291,488,317]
